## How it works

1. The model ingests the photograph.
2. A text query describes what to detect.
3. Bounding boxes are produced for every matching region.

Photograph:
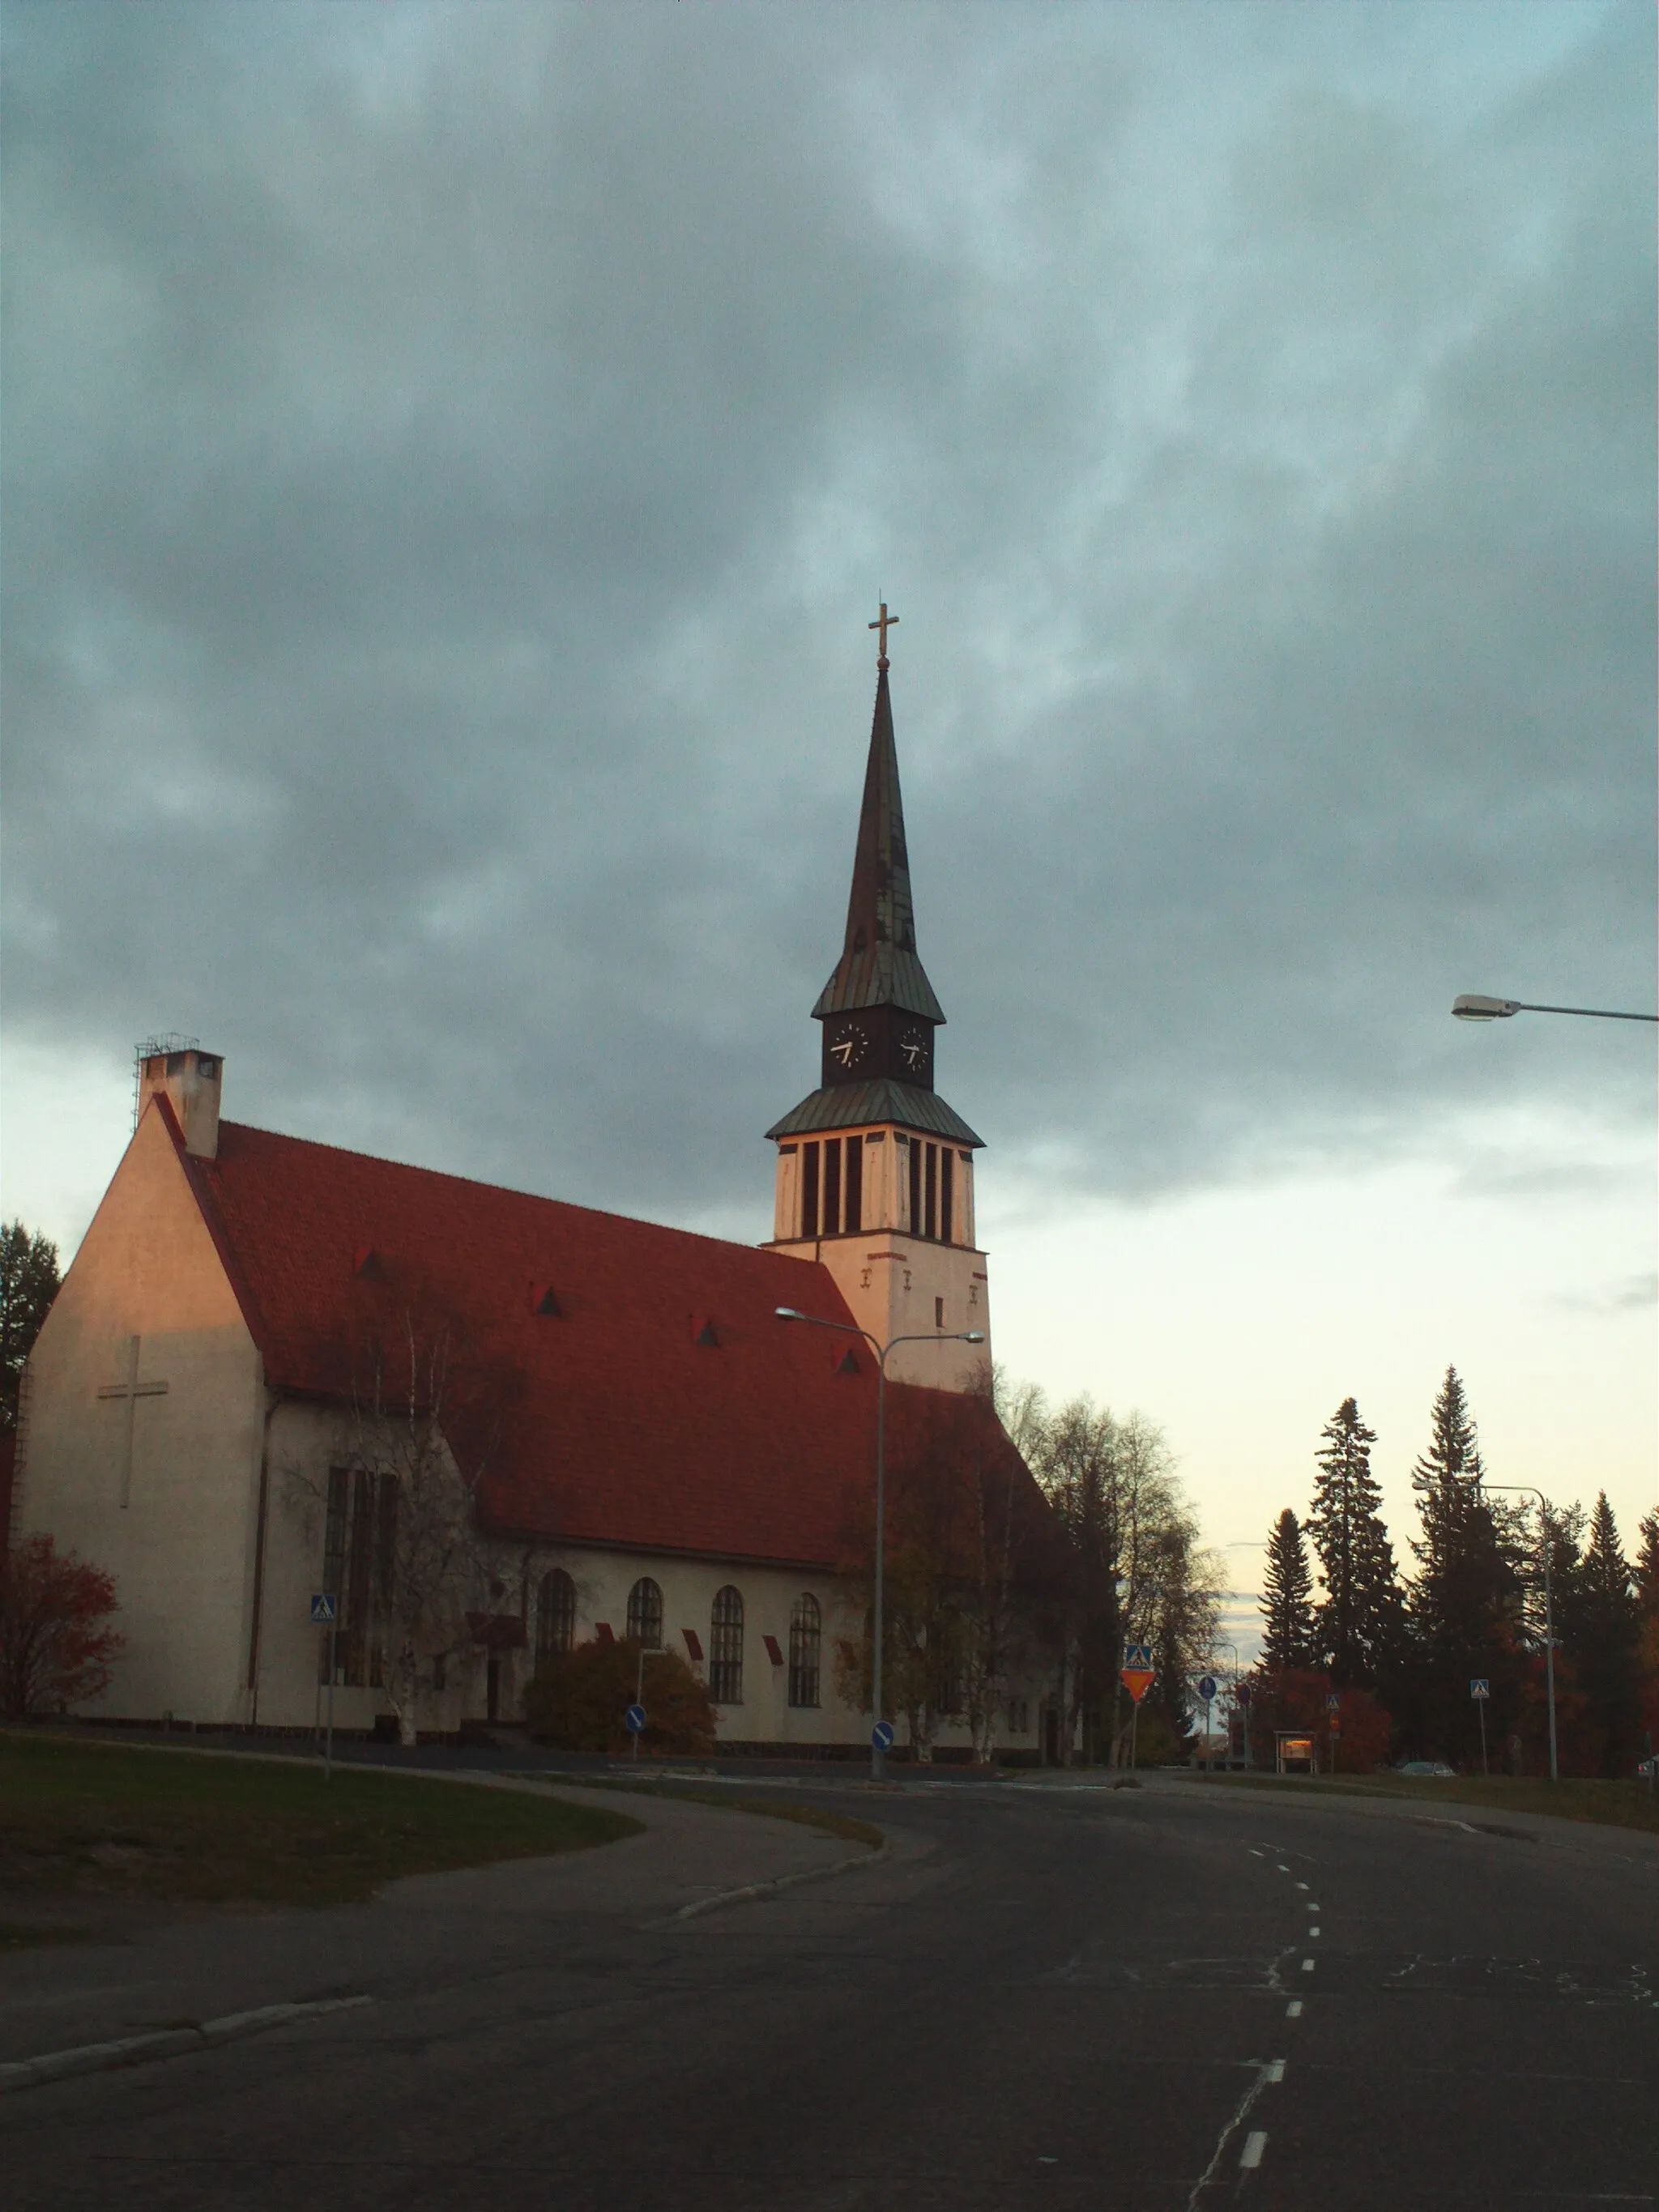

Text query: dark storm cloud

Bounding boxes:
[3,2,1652,1225]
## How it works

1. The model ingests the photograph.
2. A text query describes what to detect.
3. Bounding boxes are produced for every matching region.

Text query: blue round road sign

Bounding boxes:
[1196,1674,1218,1703]
[624,1703,647,1734]
[871,1720,895,1753]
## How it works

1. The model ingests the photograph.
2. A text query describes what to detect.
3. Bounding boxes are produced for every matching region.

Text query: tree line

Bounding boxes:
[1259,1366,1658,1776]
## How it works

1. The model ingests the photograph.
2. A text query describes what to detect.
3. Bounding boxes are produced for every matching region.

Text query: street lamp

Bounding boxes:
[774,1306,986,1780]
[1478,1482,1559,1784]
[1209,1639,1244,1772]
[1452,994,1657,1024]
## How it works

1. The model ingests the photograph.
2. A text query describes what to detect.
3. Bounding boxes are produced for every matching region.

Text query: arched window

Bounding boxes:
[788,1592,821,1709]
[626,1576,664,1649]
[710,1585,744,1705]
[536,1569,575,1665]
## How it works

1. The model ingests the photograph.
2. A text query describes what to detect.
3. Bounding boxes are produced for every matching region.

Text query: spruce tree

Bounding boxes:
[1260,1508,1317,1671]
[1637,1512,1659,1761]
[1307,1397,1403,1686]
[1405,1366,1520,1761]
[1567,1494,1641,1775]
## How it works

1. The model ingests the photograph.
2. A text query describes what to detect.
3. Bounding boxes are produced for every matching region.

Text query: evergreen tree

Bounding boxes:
[1,1222,61,1431]
[1306,1397,1403,1686]
[1636,1512,1659,1760]
[1560,1494,1642,1776]
[1260,1508,1317,1671]
[1405,1367,1521,1762]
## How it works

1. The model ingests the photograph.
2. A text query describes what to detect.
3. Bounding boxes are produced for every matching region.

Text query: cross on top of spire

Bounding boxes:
[868,601,898,667]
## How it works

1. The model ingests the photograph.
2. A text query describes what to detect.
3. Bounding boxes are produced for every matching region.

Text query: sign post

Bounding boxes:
[310,1594,339,1783]
[1470,1678,1490,1776]
[1120,1645,1155,1771]
[1235,1678,1252,1769]
[1195,1675,1218,1771]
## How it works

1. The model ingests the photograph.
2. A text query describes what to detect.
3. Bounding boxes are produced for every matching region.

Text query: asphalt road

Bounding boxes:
[4,1771,1655,2210]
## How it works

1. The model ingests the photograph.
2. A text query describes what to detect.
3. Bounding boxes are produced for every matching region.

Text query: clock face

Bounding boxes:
[827,1021,869,1073]
[898,1025,931,1074]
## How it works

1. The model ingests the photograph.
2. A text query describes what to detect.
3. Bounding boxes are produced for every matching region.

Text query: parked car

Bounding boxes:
[1396,1759,1456,1777]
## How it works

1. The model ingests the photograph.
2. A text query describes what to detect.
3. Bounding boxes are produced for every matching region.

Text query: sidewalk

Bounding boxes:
[0,1777,876,2071]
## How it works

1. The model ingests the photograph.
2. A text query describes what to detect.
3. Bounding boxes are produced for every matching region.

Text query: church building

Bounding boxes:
[10,624,1056,1756]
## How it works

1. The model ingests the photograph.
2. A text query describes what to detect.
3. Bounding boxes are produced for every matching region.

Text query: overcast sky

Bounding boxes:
[4,2,1654,1634]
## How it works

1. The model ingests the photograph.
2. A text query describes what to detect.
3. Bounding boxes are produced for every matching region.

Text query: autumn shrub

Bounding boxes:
[0,1535,124,1719]
[522,1639,717,1756]
[1243,1667,1395,1773]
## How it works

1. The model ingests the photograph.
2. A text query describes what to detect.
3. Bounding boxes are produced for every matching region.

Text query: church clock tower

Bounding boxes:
[765,611,990,1391]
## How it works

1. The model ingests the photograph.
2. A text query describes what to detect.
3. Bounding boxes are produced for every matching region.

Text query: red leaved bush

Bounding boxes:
[0,1535,124,1719]
[1243,1667,1395,1774]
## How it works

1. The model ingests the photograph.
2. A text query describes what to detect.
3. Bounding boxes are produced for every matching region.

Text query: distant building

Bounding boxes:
[11,637,1059,1754]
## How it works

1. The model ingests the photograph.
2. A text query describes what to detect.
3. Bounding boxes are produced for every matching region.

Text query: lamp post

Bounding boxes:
[1452,995,1657,1025]
[1449,995,1644,1777]
[1478,1482,1559,1784]
[1210,1639,1243,1771]
[774,1306,986,1780]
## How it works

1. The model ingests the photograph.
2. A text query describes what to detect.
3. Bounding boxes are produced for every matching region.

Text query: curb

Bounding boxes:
[0,1994,373,2097]
[665,1839,889,1922]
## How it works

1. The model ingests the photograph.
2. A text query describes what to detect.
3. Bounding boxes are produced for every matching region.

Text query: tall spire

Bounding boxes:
[812,661,946,1023]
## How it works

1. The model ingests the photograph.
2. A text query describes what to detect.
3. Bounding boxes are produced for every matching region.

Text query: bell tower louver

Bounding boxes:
[764,615,989,1391]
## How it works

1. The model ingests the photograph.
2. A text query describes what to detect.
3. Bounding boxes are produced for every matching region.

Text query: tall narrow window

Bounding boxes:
[823,1138,842,1237]
[801,1142,820,1238]
[907,1138,921,1237]
[626,1576,664,1648]
[843,1136,863,1234]
[924,1143,937,1239]
[788,1593,821,1708]
[537,1569,575,1664]
[710,1585,744,1704]
[940,1148,954,1244]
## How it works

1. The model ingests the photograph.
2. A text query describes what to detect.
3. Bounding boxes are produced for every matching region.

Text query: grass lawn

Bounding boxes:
[1192,1767,1659,1835]
[0,1731,642,1912]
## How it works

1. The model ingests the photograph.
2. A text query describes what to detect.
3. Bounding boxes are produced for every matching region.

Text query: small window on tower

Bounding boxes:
[844,1134,863,1234]
[940,1148,954,1244]
[924,1143,938,1240]
[824,1138,842,1235]
[907,1137,922,1235]
[935,1297,945,1328]
[801,1141,821,1238]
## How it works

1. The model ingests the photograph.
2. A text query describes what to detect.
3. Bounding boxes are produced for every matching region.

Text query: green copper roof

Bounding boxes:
[766,1079,983,1147]
[811,665,946,1025]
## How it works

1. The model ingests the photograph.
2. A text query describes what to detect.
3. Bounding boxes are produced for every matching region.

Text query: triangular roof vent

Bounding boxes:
[531,1282,563,1318]
[352,1246,386,1281]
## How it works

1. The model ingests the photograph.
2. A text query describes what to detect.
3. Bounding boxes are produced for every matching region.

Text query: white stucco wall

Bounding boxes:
[15,1104,265,1724]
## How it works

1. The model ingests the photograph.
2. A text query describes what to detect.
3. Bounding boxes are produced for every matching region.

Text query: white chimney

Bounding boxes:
[135,1036,223,1159]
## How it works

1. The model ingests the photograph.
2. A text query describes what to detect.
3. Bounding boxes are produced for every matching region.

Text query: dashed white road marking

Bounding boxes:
[1277,1863,1290,1873]
[1302,1958,1316,1972]
[1286,2000,1303,2018]
[1295,1881,1308,1890]
[1310,1927,1320,1938]
[1240,2131,1269,2170]
[1183,2061,1283,2209]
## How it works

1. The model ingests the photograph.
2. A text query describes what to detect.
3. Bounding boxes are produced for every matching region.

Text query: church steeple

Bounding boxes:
[811,660,945,1028]
[762,612,990,1392]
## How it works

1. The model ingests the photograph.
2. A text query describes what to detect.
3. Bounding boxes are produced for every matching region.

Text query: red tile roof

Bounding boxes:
[173,1115,1038,1571]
